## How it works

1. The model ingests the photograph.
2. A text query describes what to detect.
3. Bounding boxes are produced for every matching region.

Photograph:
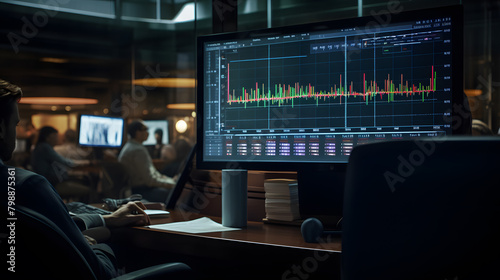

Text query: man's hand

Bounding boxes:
[84,235,97,246]
[102,201,151,228]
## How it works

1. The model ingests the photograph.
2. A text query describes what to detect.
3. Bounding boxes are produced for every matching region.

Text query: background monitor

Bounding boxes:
[78,114,124,148]
[142,120,169,146]
[196,5,464,222]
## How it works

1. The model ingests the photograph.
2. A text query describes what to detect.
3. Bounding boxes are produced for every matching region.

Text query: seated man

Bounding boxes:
[0,79,151,279]
[118,120,176,202]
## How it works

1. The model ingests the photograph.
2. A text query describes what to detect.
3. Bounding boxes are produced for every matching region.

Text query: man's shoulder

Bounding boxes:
[1,165,46,185]
[120,141,147,155]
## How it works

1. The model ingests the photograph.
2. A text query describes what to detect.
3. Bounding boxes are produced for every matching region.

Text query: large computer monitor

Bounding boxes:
[196,5,464,220]
[78,114,124,148]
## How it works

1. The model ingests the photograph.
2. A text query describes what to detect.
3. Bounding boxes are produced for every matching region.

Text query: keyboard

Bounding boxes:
[66,202,112,216]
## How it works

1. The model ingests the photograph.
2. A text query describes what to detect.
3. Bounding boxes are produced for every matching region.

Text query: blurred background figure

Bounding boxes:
[118,120,176,202]
[472,119,494,136]
[31,126,91,202]
[55,129,92,161]
[161,144,177,165]
[151,128,164,159]
[161,137,193,178]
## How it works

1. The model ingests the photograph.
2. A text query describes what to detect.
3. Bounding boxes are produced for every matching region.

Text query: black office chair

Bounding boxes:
[11,205,193,280]
[100,161,131,199]
[341,137,500,280]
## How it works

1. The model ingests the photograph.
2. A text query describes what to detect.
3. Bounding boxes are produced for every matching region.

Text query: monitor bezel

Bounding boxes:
[77,114,125,148]
[165,143,197,209]
[196,5,465,171]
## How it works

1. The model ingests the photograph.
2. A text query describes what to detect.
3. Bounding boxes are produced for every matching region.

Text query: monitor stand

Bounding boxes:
[297,166,345,229]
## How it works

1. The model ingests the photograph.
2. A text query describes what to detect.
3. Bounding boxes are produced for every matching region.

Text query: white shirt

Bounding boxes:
[118,139,175,188]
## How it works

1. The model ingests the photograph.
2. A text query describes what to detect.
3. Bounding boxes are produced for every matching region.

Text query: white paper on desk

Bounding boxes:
[147,217,241,234]
[144,209,170,216]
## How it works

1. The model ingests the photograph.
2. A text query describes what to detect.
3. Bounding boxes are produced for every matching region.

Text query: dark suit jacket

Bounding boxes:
[0,161,117,279]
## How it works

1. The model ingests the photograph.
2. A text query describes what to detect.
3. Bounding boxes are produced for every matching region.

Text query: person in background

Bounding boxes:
[160,144,177,165]
[31,126,75,185]
[151,128,164,159]
[118,120,176,202]
[161,137,193,178]
[471,119,494,136]
[31,126,90,200]
[0,78,151,279]
[55,128,92,161]
[55,129,98,196]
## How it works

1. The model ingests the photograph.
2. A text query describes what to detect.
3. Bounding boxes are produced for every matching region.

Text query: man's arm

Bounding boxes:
[16,172,118,279]
[72,202,150,231]
[43,143,76,168]
[127,146,176,188]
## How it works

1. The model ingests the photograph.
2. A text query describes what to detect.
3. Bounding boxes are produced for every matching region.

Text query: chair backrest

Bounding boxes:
[342,137,500,280]
[11,205,97,280]
[101,161,130,198]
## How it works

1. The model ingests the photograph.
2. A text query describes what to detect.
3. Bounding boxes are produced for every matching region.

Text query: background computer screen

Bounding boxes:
[78,115,124,148]
[197,5,464,171]
[142,120,169,146]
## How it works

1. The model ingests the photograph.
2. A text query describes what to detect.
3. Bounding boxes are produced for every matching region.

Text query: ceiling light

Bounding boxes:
[19,97,98,105]
[173,3,195,23]
[166,103,195,110]
[40,57,69,64]
[133,78,195,88]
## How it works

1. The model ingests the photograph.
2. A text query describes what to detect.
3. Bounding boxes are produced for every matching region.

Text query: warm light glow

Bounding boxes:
[40,57,69,64]
[133,78,195,88]
[65,106,71,111]
[166,103,195,110]
[191,111,196,118]
[464,89,482,97]
[175,120,188,133]
[20,97,99,105]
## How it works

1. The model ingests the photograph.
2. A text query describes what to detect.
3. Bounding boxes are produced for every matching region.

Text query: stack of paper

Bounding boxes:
[264,179,300,221]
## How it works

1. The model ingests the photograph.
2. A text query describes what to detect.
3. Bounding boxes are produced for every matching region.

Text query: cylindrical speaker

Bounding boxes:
[222,169,248,228]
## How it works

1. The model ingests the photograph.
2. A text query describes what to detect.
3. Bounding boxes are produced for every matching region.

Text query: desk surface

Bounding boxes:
[140,210,341,252]
[112,210,341,279]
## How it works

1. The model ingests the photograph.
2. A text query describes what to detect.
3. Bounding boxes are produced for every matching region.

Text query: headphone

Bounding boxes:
[300,217,342,243]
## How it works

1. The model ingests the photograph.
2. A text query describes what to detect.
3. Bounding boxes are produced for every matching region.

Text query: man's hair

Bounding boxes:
[127,120,147,138]
[37,126,58,145]
[0,79,23,121]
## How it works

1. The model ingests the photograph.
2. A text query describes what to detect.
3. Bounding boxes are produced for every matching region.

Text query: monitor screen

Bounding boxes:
[197,5,464,171]
[78,115,124,148]
[142,120,169,146]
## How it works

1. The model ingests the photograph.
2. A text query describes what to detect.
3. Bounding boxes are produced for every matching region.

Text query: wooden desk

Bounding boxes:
[111,211,341,280]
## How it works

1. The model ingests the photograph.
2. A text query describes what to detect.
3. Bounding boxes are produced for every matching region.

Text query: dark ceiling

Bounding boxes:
[0,1,198,118]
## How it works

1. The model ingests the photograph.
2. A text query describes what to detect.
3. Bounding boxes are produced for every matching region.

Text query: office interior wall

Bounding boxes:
[0,0,498,137]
